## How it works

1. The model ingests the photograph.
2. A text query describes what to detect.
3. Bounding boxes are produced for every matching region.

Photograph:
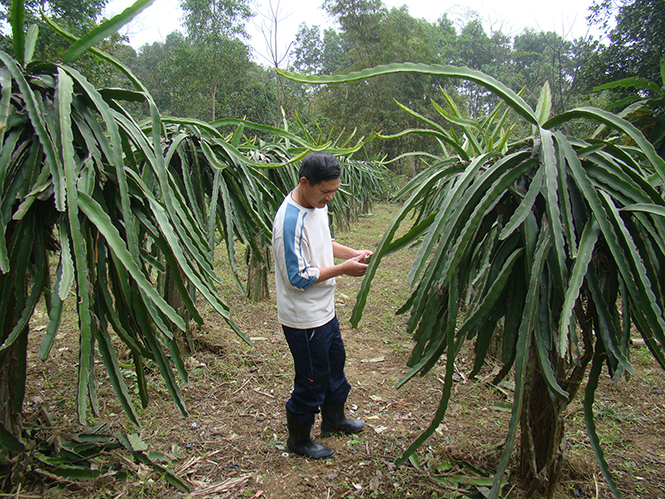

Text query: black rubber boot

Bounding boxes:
[286,410,335,459]
[320,403,365,437]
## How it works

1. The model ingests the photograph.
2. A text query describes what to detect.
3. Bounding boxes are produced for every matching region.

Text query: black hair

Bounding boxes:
[298,152,342,185]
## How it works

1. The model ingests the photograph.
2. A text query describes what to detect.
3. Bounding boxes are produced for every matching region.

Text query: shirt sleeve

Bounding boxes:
[282,203,319,290]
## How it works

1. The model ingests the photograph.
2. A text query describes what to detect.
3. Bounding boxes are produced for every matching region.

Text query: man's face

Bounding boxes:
[299,177,341,209]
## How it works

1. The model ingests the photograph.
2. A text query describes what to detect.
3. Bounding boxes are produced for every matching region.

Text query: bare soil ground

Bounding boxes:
[22,203,665,498]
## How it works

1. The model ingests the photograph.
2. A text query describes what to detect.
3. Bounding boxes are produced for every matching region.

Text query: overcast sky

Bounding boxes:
[104,0,603,65]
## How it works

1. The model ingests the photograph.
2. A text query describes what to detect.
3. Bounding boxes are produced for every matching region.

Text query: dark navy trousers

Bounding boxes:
[283,315,351,426]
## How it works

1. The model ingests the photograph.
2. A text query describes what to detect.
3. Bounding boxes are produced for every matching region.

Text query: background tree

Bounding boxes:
[0,0,108,39]
[292,1,445,161]
[510,31,581,113]
[128,0,279,123]
[583,0,665,161]
[289,0,596,165]
[180,0,252,41]
[0,0,139,91]
[126,32,277,124]
[293,23,348,76]
[124,34,170,112]
[586,0,665,88]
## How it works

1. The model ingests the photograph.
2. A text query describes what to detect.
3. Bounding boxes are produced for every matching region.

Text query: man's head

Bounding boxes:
[295,152,342,209]
[298,152,342,185]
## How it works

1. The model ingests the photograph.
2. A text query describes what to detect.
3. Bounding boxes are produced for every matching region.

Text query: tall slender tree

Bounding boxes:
[586,0,665,88]
[292,2,444,160]
[180,0,253,42]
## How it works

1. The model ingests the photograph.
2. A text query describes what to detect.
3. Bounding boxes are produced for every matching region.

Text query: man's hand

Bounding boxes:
[355,250,373,264]
[341,254,369,277]
[317,245,375,282]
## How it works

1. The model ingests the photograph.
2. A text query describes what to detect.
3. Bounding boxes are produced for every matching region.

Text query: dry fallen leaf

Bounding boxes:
[361,356,385,363]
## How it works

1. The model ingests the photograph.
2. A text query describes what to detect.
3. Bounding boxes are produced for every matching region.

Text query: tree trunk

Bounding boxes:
[246,241,270,302]
[519,296,595,498]
[520,342,566,498]
[211,84,217,122]
[408,155,417,177]
[165,265,194,353]
[0,300,24,492]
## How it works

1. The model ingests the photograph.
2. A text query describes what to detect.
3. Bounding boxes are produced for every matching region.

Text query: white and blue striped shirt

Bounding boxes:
[272,192,336,329]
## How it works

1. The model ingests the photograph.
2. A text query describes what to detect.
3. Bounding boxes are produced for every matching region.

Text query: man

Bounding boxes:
[272,152,372,459]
